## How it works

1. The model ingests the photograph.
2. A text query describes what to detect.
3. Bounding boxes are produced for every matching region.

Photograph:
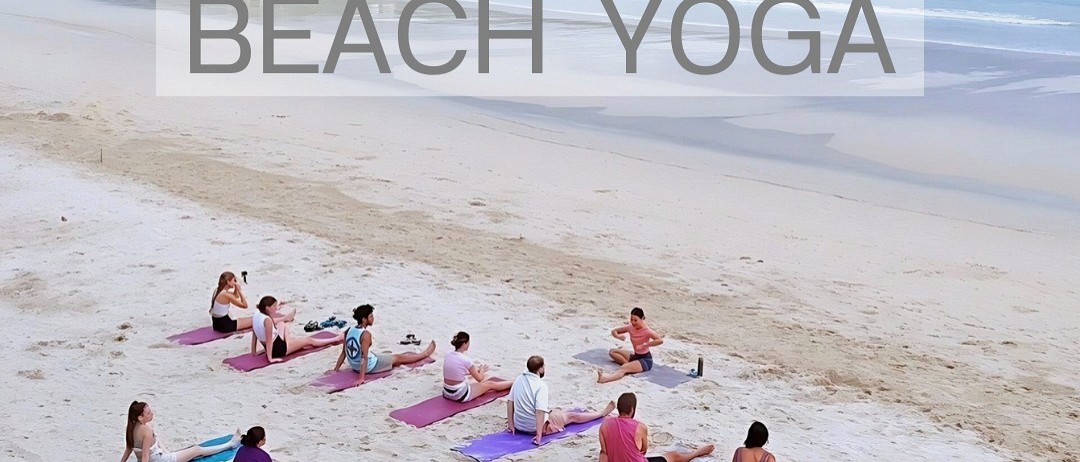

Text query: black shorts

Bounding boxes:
[271,336,288,358]
[211,315,238,333]
[629,352,654,372]
[647,457,668,462]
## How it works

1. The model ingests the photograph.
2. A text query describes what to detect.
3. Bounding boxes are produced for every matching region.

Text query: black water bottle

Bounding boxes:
[697,357,704,377]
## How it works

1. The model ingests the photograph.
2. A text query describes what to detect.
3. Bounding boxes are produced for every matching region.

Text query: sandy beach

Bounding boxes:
[2,1,1079,461]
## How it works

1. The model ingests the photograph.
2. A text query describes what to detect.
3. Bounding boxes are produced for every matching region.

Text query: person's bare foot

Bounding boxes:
[692,444,715,458]
[230,428,242,447]
[596,370,604,383]
[601,400,616,415]
[423,340,436,357]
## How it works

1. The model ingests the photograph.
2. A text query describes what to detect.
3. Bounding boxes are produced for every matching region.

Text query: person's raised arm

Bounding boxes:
[222,283,248,309]
[355,331,371,386]
[647,330,664,347]
[598,420,609,462]
[468,364,487,383]
[611,325,629,340]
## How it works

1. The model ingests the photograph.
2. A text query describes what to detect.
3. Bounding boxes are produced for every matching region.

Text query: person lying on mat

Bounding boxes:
[598,392,714,462]
[251,296,341,363]
[597,307,663,384]
[234,426,272,462]
[121,401,240,462]
[210,271,295,333]
[333,304,436,387]
[443,331,513,402]
[507,355,616,446]
[733,422,776,462]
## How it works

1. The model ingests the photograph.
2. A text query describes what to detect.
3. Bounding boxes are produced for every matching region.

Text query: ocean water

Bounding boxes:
[477,0,1080,55]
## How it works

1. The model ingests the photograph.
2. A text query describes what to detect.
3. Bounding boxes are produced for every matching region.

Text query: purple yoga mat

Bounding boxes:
[222,331,341,372]
[309,357,436,393]
[167,327,250,346]
[453,414,603,462]
[389,378,509,428]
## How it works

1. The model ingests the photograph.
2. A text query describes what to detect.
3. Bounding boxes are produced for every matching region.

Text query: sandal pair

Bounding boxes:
[399,333,420,345]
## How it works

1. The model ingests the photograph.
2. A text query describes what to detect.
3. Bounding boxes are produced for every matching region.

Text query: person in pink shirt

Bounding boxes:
[597,307,664,384]
[598,392,714,462]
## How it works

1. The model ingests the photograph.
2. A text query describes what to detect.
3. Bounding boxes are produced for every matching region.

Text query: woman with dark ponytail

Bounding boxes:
[234,427,272,462]
[120,401,239,462]
[250,296,342,363]
[442,331,513,402]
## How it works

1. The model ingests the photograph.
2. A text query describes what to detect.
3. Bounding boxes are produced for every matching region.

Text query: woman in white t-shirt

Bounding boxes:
[442,331,513,402]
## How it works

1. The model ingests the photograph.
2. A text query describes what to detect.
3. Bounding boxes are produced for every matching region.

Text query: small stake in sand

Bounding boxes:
[100,148,103,163]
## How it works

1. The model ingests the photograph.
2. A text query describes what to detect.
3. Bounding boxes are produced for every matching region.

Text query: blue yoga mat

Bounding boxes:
[192,434,238,462]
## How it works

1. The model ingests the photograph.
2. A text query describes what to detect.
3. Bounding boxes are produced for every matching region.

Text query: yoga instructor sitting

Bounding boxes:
[597,307,663,384]
[333,304,436,387]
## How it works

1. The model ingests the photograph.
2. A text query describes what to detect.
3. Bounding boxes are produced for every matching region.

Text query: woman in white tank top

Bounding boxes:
[121,401,240,462]
[250,296,342,363]
[210,272,295,333]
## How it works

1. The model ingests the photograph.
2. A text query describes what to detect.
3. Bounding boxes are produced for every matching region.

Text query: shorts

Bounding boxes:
[211,315,238,333]
[148,451,178,462]
[443,381,472,402]
[630,352,654,372]
[271,336,288,358]
[370,353,394,373]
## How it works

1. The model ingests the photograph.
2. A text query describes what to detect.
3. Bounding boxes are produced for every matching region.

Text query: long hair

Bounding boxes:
[125,401,147,449]
[212,272,235,310]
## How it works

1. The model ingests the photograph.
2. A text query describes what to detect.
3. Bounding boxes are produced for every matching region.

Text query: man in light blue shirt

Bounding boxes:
[507,355,616,446]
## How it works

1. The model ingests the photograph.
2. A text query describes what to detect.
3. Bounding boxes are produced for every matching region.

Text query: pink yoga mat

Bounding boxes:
[167,327,250,346]
[390,378,509,428]
[309,357,435,393]
[222,331,341,372]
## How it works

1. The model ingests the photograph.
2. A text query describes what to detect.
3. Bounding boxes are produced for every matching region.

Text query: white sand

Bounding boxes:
[1,1,1078,461]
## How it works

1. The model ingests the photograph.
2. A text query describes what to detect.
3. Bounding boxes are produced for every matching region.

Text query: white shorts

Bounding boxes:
[442,381,471,402]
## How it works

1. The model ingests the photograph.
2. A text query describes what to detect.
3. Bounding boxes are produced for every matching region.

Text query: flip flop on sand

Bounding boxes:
[304,321,322,332]
[399,334,417,345]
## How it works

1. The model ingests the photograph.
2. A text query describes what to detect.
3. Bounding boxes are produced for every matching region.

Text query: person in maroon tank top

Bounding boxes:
[598,393,715,462]
[732,422,775,462]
